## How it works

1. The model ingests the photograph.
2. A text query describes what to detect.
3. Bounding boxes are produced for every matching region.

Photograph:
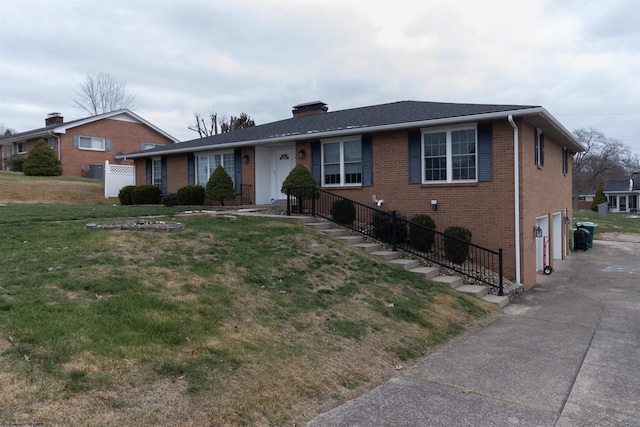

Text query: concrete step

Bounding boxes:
[337,235,364,245]
[305,222,331,230]
[388,258,420,270]
[481,294,510,308]
[432,275,464,289]
[455,284,489,298]
[322,228,348,237]
[371,251,401,261]
[353,242,383,253]
[409,266,440,280]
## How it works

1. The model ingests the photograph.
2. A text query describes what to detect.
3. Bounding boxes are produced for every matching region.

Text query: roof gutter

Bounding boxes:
[508,115,521,285]
[117,107,547,159]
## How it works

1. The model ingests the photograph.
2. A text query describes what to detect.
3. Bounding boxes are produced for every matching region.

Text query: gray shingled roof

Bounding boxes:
[604,178,640,192]
[125,100,539,157]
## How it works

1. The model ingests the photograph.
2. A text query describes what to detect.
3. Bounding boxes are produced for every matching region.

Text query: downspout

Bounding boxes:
[48,131,61,161]
[508,115,521,284]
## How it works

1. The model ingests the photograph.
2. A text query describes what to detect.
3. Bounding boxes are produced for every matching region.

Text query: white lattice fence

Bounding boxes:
[104,160,135,198]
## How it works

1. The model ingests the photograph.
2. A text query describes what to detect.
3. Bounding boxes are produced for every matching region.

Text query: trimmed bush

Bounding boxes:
[372,211,407,244]
[22,139,62,176]
[177,185,205,205]
[331,199,356,225]
[443,226,472,264]
[118,185,136,205]
[280,164,318,213]
[205,165,235,206]
[163,193,178,207]
[131,185,162,205]
[409,214,436,252]
[8,154,25,172]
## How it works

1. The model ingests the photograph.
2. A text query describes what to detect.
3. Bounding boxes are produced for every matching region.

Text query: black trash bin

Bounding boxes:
[574,228,591,251]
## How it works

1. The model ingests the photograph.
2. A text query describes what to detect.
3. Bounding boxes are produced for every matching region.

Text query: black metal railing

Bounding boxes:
[286,186,503,295]
[240,184,253,205]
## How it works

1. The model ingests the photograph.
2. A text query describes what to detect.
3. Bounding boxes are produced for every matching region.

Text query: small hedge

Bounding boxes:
[177,185,205,205]
[443,226,472,264]
[331,199,356,225]
[131,185,162,205]
[163,193,178,207]
[372,211,407,244]
[22,139,62,176]
[409,214,436,252]
[8,154,25,172]
[118,185,136,205]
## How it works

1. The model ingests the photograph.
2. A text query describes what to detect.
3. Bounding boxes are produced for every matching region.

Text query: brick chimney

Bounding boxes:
[45,112,64,126]
[292,101,328,118]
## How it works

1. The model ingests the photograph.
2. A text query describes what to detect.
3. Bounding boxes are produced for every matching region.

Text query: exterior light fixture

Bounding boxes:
[242,154,250,163]
[297,149,306,159]
[534,226,543,237]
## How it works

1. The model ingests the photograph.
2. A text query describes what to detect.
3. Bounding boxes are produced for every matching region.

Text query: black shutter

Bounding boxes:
[145,158,152,185]
[161,157,167,195]
[408,129,422,184]
[362,136,373,186]
[311,141,321,185]
[477,122,493,182]
[234,149,242,195]
[187,154,195,185]
[540,133,545,166]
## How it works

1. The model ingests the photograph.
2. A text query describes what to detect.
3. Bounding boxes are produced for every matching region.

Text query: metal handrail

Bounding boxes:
[286,186,504,295]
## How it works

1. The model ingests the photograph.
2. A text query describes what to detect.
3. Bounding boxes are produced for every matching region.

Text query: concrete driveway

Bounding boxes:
[309,237,640,426]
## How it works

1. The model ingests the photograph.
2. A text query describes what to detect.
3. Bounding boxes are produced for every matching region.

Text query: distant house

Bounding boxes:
[573,190,595,211]
[0,110,178,178]
[118,100,585,290]
[604,174,640,212]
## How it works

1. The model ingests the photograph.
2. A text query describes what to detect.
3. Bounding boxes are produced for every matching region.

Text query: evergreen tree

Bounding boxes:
[280,164,318,212]
[22,139,62,176]
[205,165,235,205]
[591,184,606,211]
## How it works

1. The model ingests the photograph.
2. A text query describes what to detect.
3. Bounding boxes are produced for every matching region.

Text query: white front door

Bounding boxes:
[272,148,295,201]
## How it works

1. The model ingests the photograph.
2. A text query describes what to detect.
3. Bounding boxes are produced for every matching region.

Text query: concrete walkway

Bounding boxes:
[308,237,640,426]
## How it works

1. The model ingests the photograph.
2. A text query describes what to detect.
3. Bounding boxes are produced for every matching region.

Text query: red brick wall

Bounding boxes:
[58,118,173,177]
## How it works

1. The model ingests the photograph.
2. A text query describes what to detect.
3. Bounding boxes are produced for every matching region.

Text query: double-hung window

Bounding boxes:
[423,125,477,183]
[151,157,162,188]
[78,136,105,151]
[534,128,544,166]
[322,138,362,186]
[14,142,28,154]
[195,151,235,187]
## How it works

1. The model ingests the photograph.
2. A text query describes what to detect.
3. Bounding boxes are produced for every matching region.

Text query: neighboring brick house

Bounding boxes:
[0,110,178,178]
[604,174,640,212]
[119,100,585,290]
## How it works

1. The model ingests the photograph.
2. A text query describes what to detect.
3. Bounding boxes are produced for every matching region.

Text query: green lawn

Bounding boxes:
[0,204,495,426]
[573,209,640,237]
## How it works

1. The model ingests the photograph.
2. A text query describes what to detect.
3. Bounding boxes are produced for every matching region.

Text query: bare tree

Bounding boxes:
[189,111,255,137]
[73,72,136,116]
[188,113,218,137]
[573,127,634,196]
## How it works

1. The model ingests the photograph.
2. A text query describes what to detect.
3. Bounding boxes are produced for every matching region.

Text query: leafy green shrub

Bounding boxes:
[22,139,62,176]
[163,193,178,207]
[205,165,235,206]
[131,185,162,205]
[443,226,472,264]
[372,211,407,243]
[7,154,25,172]
[331,199,356,225]
[118,185,136,205]
[409,214,436,252]
[177,185,205,205]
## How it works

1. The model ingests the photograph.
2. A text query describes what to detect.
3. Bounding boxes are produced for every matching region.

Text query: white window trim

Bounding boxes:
[195,150,236,186]
[151,157,162,188]
[321,135,363,187]
[142,142,163,150]
[78,135,106,151]
[421,123,478,184]
[14,142,28,154]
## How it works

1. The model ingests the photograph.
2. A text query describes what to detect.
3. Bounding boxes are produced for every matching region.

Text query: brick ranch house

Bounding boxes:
[0,110,178,178]
[119,101,585,290]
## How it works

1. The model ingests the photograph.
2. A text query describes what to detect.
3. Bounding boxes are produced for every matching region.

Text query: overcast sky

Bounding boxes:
[1,0,638,156]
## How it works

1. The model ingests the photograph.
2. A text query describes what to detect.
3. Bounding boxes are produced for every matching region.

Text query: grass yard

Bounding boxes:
[573,209,640,237]
[0,202,498,426]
